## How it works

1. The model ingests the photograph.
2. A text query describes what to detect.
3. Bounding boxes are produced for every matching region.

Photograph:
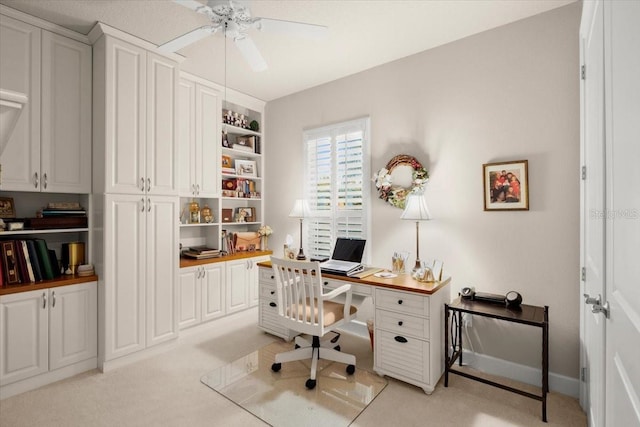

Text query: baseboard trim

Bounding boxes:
[461,350,579,398]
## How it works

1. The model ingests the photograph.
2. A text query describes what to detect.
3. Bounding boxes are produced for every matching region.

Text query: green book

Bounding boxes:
[34,239,55,280]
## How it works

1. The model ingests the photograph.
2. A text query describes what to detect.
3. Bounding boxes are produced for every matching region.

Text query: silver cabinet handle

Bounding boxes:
[51,291,56,308]
[147,178,151,192]
[192,184,196,195]
[141,198,145,212]
[43,173,47,189]
[34,172,39,188]
[141,177,145,192]
[147,198,151,212]
[42,292,47,309]
[196,184,200,195]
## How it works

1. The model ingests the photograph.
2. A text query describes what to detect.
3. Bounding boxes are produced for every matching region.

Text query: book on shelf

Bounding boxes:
[47,202,82,210]
[40,209,87,216]
[188,246,220,255]
[19,240,36,282]
[231,144,254,153]
[182,250,221,260]
[1,241,21,284]
[35,239,55,280]
[222,167,236,175]
[25,240,43,282]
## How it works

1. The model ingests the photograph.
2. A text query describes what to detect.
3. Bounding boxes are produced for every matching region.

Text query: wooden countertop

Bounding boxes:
[180,250,273,268]
[257,261,450,295]
[0,274,99,296]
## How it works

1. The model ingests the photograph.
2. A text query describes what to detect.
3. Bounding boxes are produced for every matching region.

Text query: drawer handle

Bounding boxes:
[269,302,277,307]
[271,275,274,279]
[398,321,403,326]
[270,291,275,295]
[394,336,408,343]
[398,299,403,305]
[324,281,328,286]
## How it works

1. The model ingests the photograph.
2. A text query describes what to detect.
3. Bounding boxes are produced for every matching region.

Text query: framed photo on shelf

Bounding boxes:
[235,160,257,177]
[236,207,255,222]
[483,160,529,211]
[0,197,16,218]
[235,135,256,152]
[221,155,232,169]
[221,208,234,223]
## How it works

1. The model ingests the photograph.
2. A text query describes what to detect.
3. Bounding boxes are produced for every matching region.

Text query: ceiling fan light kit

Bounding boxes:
[160,0,328,71]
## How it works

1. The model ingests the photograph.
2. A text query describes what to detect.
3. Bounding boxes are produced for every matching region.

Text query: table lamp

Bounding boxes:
[289,199,310,260]
[400,191,431,272]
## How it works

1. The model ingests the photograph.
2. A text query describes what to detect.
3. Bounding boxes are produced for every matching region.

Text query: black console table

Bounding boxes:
[444,298,549,422]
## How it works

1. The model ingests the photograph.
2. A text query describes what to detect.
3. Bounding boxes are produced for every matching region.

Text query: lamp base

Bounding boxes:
[296,248,306,261]
[412,259,421,273]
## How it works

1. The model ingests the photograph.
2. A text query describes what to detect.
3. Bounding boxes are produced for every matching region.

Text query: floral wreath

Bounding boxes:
[373,154,429,209]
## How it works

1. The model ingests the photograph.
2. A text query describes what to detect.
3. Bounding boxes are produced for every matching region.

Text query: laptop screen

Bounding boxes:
[331,238,366,263]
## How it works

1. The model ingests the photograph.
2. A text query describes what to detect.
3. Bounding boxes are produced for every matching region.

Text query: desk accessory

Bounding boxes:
[460,287,523,307]
[289,199,310,260]
[400,191,431,272]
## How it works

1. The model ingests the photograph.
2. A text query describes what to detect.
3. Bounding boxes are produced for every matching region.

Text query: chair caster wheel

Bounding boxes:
[334,345,341,351]
[271,363,281,372]
[346,365,355,375]
[294,344,300,349]
[305,379,317,389]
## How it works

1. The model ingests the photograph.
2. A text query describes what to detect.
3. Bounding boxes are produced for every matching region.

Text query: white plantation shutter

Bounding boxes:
[304,118,370,261]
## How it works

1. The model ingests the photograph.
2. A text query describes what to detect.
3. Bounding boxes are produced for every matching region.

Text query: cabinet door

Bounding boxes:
[104,194,146,360]
[0,289,48,385]
[179,267,200,330]
[202,263,225,321]
[195,83,221,197]
[178,78,196,197]
[104,37,146,194]
[0,15,41,191]
[146,52,178,196]
[226,259,249,314]
[145,195,179,347]
[249,256,269,307]
[49,282,97,370]
[41,31,92,194]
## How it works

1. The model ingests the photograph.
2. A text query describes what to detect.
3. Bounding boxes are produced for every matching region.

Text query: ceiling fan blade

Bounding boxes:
[173,0,211,13]
[158,26,216,53]
[234,35,267,72]
[254,18,328,41]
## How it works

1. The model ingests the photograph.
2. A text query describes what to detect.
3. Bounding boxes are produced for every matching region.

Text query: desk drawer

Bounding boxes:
[376,308,430,340]
[376,329,429,383]
[322,279,372,297]
[259,268,276,283]
[260,285,277,299]
[375,288,429,317]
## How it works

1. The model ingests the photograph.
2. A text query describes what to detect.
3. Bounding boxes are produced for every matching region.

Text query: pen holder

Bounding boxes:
[391,252,409,274]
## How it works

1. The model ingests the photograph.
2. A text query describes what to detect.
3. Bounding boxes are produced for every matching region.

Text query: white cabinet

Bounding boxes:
[0,282,97,387]
[178,77,221,198]
[226,259,250,314]
[95,35,178,196]
[102,194,178,361]
[179,263,225,329]
[0,15,91,193]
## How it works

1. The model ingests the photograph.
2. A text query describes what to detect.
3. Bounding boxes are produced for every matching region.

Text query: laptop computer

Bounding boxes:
[320,238,366,276]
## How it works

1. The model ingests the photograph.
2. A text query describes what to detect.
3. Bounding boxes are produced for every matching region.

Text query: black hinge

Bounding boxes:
[581,65,586,80]
[581,366,587,381]
[582,166,586,180]
[581,267,586,282]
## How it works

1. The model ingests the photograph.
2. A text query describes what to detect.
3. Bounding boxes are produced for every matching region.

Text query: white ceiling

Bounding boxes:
[0,0,575,101]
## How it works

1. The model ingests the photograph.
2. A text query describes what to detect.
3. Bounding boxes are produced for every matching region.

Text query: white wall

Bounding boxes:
[265,3,581,379]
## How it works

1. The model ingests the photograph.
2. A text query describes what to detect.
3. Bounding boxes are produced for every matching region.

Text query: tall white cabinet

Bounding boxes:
[91,23,181,368]
[0,14,91,193]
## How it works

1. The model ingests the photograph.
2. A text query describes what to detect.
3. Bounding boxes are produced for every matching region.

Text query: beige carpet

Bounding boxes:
[0,308,586,426]
[201,338,387,427]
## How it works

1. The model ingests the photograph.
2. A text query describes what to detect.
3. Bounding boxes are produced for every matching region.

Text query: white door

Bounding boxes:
[41,31,92,194]
[49,282,97,370]
[146,52,178,196]
[202,263,225,321]
[580,1,606,425]
[104,194,146,360]
[0,289,48,385]
[178,77,196,197]
[0,14,41,191]
[603,1,640,425]
[145,195,179,347]
[226,259,249,314]
[104,37,146,195]
[179,267,200,329]
[195,83,221,197]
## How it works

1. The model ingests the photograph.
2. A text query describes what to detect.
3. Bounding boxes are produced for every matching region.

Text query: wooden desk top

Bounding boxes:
[257,261,450,295]
[0,274,99,296]
[447,297,547,327]
[180,250,273,268]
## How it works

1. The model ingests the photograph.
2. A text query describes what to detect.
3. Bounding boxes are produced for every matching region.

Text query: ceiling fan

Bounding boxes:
[159,0,328,71]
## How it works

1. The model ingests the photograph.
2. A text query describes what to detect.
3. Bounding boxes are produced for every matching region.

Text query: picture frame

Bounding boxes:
[221,155,232,169]
[0,197,16,218]
[235,159,257,177]
[483,160,529,211]
[235,135,256,152]
[236,207,255,223]
[221,131,230,148]
[221,208,234,223]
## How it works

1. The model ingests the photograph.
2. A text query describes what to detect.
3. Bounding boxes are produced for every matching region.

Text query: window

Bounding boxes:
[303,117,371,261]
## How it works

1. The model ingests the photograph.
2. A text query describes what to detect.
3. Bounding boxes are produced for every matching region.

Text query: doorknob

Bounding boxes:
[583,293,601,306]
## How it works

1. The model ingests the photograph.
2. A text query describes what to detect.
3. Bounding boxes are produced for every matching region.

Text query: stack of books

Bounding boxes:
[222,167,236,175]
[182,246,221,260]
[29,202,88,229]
[0,239,61,286]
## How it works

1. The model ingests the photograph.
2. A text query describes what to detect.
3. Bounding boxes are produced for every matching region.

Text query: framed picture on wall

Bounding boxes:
[483,160,529,211]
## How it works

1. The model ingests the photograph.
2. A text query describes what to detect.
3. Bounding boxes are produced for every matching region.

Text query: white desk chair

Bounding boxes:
[270,257,357,389]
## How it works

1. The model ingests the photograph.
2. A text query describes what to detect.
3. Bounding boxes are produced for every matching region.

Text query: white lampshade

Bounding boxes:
[289,199,310,218]
[400,192,431,221]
